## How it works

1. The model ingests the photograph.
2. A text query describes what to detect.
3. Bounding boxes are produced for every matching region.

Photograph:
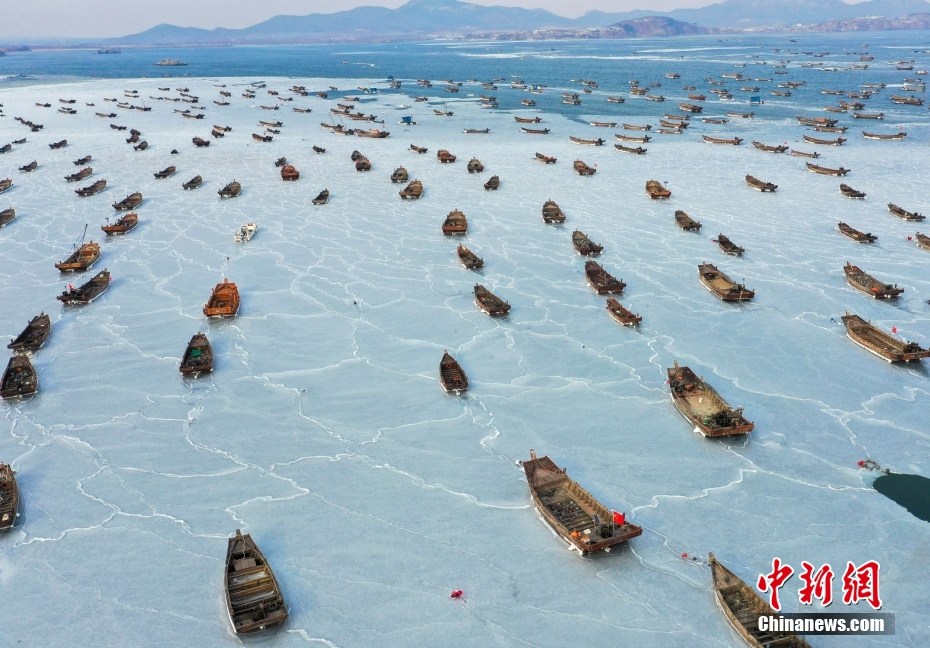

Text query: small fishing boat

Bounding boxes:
[841,313,930,363]
[714,234,745,256]
[703,135,742,145]
[474,284,510,316]
[399,179,423,200]
[218,181,241,198]
[916,232,930,251]
[569,136,604,146]
[467,158,484,173]
[0,208,15,228]
[708,553,812,647]
[844,262,903,299]
[837,222,876,243]
[234,223,257,243]
[19,161,38,173]
[439,351,468,393]
[0,178,12,194]
[75,179,107,197]
[535,152,556,164]
[646,180,671,199]
[840,183,866,199]
[390,166,409,183]
[203,279,240,318]
[311,189,330,205]
[806,162,849,176]
[862,130,905,140]
[437,149,456,163]
[0,463,19,531]
[0,355,37,400]
[456,244,483,270]
[887,203,925,221]
[698,263,754,301]
[180,332,213,375]
[675,210,701,231]
[789,149,819,159]
[441,209,467,235]
[515,116,542,124]
[112,192,142,211]
[55,226,100,272]
[483,175,500,190]
[251,133,273,143]
[572,230,603,256]
[521,451,641,555]
[225,529,288,634]
[584,260,625,294]
[666,362,753,437]
[57,268,111,305]
[101,212,138,236]
[65,167,92,182]
[605,298,641,326]
[616,133,650,143]
[622,123,651,131]
[182,175,203,190]
[154,165,176,179]
[280,164,299,181]
[8,313,51,352]
[409,144,427,154]
[573,159,596,176]
[193,137,210,147]
[73,155,92,165]
[751,141,788,153]
[745,175,777,192]
[542,200,565,224]
[614,143,647,154]
[802,134,846,146]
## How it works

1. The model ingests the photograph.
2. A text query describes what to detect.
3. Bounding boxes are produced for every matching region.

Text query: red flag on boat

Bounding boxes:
[891,326,898,334]
[612,511,625,525]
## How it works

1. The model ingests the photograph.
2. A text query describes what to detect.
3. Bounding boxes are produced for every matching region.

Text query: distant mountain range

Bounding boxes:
[105,0,930,46]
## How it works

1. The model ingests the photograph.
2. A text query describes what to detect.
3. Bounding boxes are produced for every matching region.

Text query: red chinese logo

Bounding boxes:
[757,557,794,612]
[842,560,882,610]
[798,561,834,606]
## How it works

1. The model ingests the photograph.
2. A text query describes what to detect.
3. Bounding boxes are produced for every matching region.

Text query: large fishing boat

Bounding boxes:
[666,362,754,437]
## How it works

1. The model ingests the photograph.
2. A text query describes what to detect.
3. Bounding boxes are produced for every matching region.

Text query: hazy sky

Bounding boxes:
[1,0,728,40]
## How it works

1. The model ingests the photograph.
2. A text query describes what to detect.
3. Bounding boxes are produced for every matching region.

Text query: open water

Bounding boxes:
[1,33,929,647]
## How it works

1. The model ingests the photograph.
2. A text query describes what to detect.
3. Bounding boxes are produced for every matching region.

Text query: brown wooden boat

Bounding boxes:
[590,120,618,127]
[605,298,641,326]
[797,116,837,126]
[714,234,744,256]
[76,179,106,197]
[409,144,427,154]
[614,143,647,154]
[113,192,142,211]
[483,175,500,190]
[675,210,701,231]
[193,136,211,147]
[667,362,753,437]
[837,222,876,243]
[1,355,38,400]
[251,133,273,142]
[56,232,100,272]
[8,313,51,352]
[467,158,484,174]
[698,262,754,301]
[101,212,138,236]
[180,332,213,375]
[280,164,299,181]
[703,135,742,145]
[573,159,596,176]
[19,160,38,172]
[745,175,776,192]
[622,123,651,131]
[862,130,905,140]
[802,134,846,146]
[154,165,176,179]
[65,167,92,182]
[542,199,565,224]
[49,139,67,149]
[0,463,19,531]
[355,156,371,172]
[311,189,329,205]
[0,178,12,194]
[708,553,812,647]
[751,141,787,153]
[225,529,287,634]
[844,262,903,299]
[57,268,110,305]
[916,232,930,251]
[572,230,602,256]
[646,179,671,199]
[399,179,423,200]
[789,149,819,159]
[584,260,625,294]
[312,145,325,154]
[474,284,510,316]
[390,166,409,183]
[535,152,556,164]
[204,279,240,318]
[515,116,543,124]
[807,162,849,176]
[437,149,456,163]
[522,451,641,555]
[442,209,467,235]
[456,244,483,270]
[702,118,729,125]
[0,208,15,228]
[679,103,703,113]
[890,95,923,105]
[73,155,92,165]
[133,141,149,151]
[219,181,241,198]
[841,313,930,363]
[888,203,925,221]
[616,133,651,143]
[183,175,203,190]
[569,136,604,146]
[840,183,866,199]
[439,351,468,393]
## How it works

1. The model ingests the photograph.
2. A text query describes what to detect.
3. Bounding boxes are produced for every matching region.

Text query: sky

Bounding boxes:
[1,0,724,40]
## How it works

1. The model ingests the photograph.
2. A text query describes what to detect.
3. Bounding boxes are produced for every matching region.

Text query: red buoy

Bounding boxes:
[450,589,463,599]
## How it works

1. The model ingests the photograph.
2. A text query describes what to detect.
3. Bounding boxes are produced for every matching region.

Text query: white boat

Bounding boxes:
[234,222,257,242]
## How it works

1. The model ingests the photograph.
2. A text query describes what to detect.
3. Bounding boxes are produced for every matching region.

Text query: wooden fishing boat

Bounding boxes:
[133,141,149,151]
[813,124,848,133]
[840,183,866,199]
[1,355,38,400]
[853,112,886,120]
[522,451,641,555]
[698,263,754,301]
[888,203,925,221]
[192,136,211,148]
[605,298,641,326]
[589,121,617,128]
[646,180,671,199]
[225,529,288,634]
[101,212,138,236]
[725,112,753,119]
[65,167,92,182]
[807,162,849,176]
[521,127,550,135]
[841,313,930,363]
[442,209,467,235]
[483,175,500,190]
[606,96,625,103]
[515,116,543,124]
[745,175,776,192]
[76,179,107,197]
[802,134,846,146]
[113,192,142,211]
[390,166,409,183]
[573,159,596,176]
[542,199,565,224]
[862,130,905,140]
[667,363,753,437]
[678,103,703,113]
[797,116,837,126]
[354,156,371,172]
[234,223,257,243]
[154,165,176,179]
[183,175,203,190]
[280,164,299,181]
[439,351,468,393]
[49,139,67,149]
[569,136,604,146]
[252,133,273,142]
[708,553,812,647]
[675,210,702,231]
[437,149,456,163]
[409,144,427,154]
[615,134,651,144]
[572,230,602,256]
[203,279,240,318]
[56,228,100,272]
[312,145,325,154]
[751,141,787,153]
[703,135,742,145]
[456,244,483,270]
[474,284,510,316]
[837,222,876,243]
[57,268,110,305]
[614,143,647,154]
[584,260,625,294]
[916,232,930,251]
[179,332,213,375]
[622,123,652,131]
[275,157,288,168]
[399,179,423,200]
[535,152,556,164]
[0,208,15,228]
[358,128,390,138]
[890,95,923,105]
[73,156,92,166]
[219,181,241,198]
[714,234,744,256]
[0,178,12,194]
[0,463,19,531]
[19,161,38,173]
[8,313,51,352]
[844,262,903,299]
[467,158,484,173]
[702,118,729,125]
[789,149,819,159]
[310,189,329,205]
